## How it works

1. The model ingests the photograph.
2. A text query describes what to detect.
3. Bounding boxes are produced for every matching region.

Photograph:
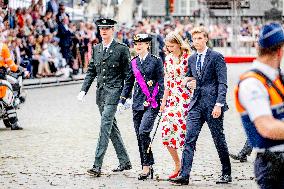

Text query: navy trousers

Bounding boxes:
[180,102,231,178]
[133,108,159,167]
[255,153,284,189]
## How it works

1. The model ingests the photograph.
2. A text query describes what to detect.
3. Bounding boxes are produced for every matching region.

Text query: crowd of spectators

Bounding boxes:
[0,0,97,78]
[0,0,270,79]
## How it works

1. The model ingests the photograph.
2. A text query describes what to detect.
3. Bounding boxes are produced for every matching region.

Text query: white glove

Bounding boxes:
[124,98,132,109]
[77,91,86,102]
[117,103,125,114]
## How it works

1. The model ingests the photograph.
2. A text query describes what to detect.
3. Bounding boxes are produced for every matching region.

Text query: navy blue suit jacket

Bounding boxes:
[57,23,74,48]
[120,54,164,111]
[186,48,228,111]
[46,2,54,13]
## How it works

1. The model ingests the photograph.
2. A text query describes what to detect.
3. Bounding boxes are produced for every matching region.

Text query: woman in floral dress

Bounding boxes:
[160,32,192,179]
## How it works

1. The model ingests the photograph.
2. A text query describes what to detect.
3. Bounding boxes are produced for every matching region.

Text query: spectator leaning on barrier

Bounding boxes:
[235,23,284,188]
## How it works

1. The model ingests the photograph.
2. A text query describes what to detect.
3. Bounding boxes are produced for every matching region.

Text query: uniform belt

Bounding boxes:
[255,144,284,153]
[256,150,284,165]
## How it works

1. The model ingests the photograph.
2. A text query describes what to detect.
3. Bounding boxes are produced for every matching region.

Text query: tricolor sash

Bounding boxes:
[131,58,159,108]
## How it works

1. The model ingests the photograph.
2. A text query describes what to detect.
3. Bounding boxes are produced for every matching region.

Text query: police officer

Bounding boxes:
[77,18,132,177]
[0,41,23,130]
[235,23,284,188]
[118,34,164,180]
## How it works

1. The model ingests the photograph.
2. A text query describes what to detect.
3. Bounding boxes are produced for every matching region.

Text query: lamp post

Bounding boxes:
[165,0,170,21]
[136,0,143,20]
[231,0,240,54]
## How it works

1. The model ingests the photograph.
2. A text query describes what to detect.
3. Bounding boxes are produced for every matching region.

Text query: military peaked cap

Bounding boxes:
[95,18,117,27]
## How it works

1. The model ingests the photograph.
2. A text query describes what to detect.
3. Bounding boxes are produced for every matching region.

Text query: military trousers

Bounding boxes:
[93,104,130,168]
[133,108,159,167]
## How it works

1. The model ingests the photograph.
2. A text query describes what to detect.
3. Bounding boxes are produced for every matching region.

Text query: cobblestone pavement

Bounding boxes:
[0,64,258,189]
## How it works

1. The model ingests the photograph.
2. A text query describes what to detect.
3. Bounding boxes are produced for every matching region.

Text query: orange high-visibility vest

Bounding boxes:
[0,42,18,72]
[235,71,284,149]
[0,42,18,99]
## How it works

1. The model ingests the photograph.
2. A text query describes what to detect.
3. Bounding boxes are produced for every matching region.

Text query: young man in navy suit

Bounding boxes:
[169,26,232,185]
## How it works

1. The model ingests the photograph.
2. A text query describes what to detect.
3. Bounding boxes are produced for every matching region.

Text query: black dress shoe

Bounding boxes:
[216,174,232,184]
[112,163,132,172]
[11,122,23,130]
[138,167,154,180]
[229,153,247,162]
[87,167,101,177]
[169,176,189,185]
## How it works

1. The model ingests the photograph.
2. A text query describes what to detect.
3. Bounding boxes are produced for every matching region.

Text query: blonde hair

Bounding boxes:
[191,26,209,38]
[165,32,190,54]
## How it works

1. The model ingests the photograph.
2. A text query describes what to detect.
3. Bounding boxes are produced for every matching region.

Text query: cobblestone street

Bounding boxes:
[0,64,258,189]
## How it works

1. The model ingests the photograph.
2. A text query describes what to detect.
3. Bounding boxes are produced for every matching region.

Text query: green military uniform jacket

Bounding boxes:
[81,40,131,106]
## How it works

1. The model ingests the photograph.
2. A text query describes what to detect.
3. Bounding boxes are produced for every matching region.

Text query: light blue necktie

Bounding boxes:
[196,54,202,78]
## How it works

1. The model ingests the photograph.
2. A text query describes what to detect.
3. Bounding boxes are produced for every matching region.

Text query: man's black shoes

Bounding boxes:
[169,176,189,185]
[229,153,247,162]
[87,167,101,177]
[112,162,132,172]
[216,174,232,184]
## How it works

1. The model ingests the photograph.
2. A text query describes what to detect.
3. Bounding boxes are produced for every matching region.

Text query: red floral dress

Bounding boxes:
[161,53,191,149]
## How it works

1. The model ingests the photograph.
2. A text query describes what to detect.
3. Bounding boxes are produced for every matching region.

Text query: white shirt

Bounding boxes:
[63,24,69,31]
[238,60,278,121]
[139,52,149,64]
[196,46,208,69]
[103,39,114,51]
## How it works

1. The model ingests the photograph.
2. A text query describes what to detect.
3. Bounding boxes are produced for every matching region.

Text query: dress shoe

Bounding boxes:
[229,153,247,162]
[216,174,232,184]
[138,167,154,180]
[87,167,101,177]
[168,170,180,179]
[169,176,189,185]
[11,122,23,130]
[112,162,132,172]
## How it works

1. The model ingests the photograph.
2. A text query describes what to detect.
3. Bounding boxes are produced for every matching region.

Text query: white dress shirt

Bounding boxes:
[103,39,114,51]
[238,60,278,121]
[196,46,208,70]
[139,52,149,64]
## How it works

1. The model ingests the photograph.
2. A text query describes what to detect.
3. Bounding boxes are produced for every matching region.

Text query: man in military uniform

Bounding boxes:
[77,18,132,177]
